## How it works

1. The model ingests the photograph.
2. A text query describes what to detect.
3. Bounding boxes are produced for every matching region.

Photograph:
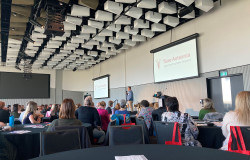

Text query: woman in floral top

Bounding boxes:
[137,100,154,129]
[161,97,201,147]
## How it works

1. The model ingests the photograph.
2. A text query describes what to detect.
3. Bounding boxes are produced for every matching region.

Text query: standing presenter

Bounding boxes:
[126,86,134,111]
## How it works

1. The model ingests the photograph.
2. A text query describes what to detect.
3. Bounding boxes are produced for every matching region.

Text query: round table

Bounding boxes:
[31,144,249,160]
[1,124,48,160]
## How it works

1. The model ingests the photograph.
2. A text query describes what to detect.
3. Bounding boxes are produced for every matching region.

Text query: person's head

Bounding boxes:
[99,101,106,109]
[203,98,214,109]
[128,86,131,91]
[13,104,19,112]
[59,99,76,119]
[0,101,5,109]
[153,102,159,110]
[84,96,93,107]
[235,91,250,124]
[120,99,126,109]
[115,103,121,110]
[140,100,150,108]
[23,101,38,122]
[50,104,58,116]
[165,97,179,112]
[108,100,113,107]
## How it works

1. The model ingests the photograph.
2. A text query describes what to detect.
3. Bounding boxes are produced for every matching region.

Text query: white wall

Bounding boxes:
[63,0,250,91]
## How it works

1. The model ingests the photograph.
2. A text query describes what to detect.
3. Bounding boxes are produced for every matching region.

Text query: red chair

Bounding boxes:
[165,122,182,146]
[228,126,250,155]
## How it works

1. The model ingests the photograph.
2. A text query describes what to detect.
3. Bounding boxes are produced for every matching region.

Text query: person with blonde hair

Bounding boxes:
[221,91,250,150]
[47,99,82,131]
[22,101,42,124]
[198,98,216,120]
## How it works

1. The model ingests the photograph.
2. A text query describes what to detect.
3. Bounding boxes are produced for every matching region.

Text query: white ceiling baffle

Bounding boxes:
[163,16,179,27]
[104,1,123,15]
[195,0,214,12]
[125,6,143,19]
[71,4,90,17]
[158,2,177,14]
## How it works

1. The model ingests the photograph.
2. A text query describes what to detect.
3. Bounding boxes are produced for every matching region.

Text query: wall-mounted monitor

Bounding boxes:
[0,72,50,99]
[151,34,199,83]
[93,75,110,99]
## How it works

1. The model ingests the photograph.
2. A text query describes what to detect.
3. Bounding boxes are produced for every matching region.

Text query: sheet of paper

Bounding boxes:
[115,155,148,160]
[23,125,45,128]
[9,130,32,134]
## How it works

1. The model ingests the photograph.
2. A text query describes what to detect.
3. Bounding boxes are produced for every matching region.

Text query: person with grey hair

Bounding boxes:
[75,96,105,144]
[114,99,129,115]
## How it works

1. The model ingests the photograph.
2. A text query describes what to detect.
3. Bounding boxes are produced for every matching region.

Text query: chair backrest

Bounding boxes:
[54,125,91,149]
[230,126,250,150]
[104,120,116,146]
[109,125,144,146]
[136,118,150,144]
[153,121,178,144]
[40,129,81,156]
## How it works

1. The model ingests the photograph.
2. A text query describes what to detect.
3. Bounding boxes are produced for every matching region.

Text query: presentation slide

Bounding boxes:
[154,38,198,83]
[94,76,109,99]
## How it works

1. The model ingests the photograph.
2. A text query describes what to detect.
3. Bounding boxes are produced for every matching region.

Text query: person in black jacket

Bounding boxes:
[152,105,167,121]
[75,96,105,144]
[0,101,10,123]
[106,100,113,114]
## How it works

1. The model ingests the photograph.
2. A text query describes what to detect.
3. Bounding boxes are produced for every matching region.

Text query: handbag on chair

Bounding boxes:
[165,122,182,146]
[228,126,250,155]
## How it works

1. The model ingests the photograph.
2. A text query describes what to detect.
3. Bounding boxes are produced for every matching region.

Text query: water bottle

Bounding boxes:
[9,115,14,128]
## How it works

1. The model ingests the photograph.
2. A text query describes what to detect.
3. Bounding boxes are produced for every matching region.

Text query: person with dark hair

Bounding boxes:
[47,99,82,132]
[137,100,154,129]
[152,103,167,121]
[0,101,9,123]
[126,86,134,111]
[115,99,129,115]
[161,97,201,147]
[97,101,110,132]
[106,100,113,114]
[75,96,105,144]
[10,104,20,118]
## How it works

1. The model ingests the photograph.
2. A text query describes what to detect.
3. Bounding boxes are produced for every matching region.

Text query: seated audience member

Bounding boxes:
[106,100,113,114]
[75,96,105,144]
[97,101,110,132]
[137,100,154,129]
[221,91,250,150]
[198,98,216,120]
[153,102,159,110]
[21,105,25,111]
[75,103,81,110]
[41,104,49,114]
[22,101,42,124]
[10,104,20,118]
[46,104,58,117]
[47,99,82,132]
[112,103,120,115]
[0,101,10,123]
[152,103,166,121]
[115,99,129,115]
[161,97,201,147]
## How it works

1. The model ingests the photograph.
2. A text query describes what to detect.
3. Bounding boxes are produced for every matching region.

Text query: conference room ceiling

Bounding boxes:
[0,0,218,71]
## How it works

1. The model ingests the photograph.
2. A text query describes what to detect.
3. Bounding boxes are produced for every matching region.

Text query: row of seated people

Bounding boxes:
[0,91,249,149]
